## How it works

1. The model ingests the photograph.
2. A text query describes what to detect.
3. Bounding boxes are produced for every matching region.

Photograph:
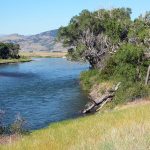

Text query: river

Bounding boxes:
[0,58,88,130]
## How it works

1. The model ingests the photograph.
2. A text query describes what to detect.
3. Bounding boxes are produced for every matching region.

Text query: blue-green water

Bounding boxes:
[0,58,88,130]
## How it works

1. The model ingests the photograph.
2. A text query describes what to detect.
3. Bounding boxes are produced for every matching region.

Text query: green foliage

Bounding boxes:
[58,7,150,69]
[58,7,150,106]
[101,44,149,82]
[128,13,150,49]
[114,83,150,105]
[58,8,132,65]
[67,44,86,61]
[0,43,20,59]
[114,44,144,64]
[80,69,101,91]
[0,43,10,59]
[80,43,150,106]
[104,44,150,105]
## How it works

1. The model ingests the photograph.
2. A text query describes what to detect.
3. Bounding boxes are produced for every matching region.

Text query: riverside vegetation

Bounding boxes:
[0,43,31,64]
[58,8,150,108]
[1,7,150,150]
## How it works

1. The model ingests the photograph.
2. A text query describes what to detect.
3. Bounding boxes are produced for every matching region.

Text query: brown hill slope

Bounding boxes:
[0,30,66,52]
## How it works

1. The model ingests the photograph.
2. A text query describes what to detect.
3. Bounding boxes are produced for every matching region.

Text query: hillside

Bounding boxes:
[1,99,150,150]
[0,29,66,52]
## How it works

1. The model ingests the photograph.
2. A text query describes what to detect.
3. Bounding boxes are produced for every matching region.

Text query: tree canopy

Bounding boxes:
[0,43,20,59]
[58,8,150,69]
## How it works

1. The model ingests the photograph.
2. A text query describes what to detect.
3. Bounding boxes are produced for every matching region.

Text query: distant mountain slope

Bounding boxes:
[0,29,67,52]
[0,34,7,37]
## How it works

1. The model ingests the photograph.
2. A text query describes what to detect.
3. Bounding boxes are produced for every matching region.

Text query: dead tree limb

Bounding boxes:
[145,65,150,85]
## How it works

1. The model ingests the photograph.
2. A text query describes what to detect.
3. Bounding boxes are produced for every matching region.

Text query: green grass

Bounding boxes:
[1,101,150,150]
[0,57,31,64]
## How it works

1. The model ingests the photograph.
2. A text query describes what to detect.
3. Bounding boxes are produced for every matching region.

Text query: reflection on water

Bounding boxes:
[0,58,88,130]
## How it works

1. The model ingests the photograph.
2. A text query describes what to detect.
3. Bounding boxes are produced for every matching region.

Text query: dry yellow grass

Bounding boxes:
[20,51,67,58]
[1,99,150,150]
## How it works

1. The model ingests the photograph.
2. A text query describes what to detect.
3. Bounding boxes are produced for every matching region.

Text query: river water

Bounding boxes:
[0,58,88,130]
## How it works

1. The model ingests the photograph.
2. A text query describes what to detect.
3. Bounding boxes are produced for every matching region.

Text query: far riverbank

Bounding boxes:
[0,51,67,65]
[20,51,67,58]
[0,57,32,65]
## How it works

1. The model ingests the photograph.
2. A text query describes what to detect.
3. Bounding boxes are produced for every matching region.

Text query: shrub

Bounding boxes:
[80,43,150,107]
[80,69,101,91]
[101,44,149,82]
[0,112,28,135]
[10,114,27,134]
[113,83,150,105]
[0,43,20,59]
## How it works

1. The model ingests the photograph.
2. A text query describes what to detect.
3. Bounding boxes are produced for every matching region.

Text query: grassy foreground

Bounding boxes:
[0,57,31,64]
[20,51,67,58]
[1,99,150,150]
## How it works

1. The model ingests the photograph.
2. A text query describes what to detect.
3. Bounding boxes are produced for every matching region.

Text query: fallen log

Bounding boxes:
[82,101,95,114]
[95,97,112,112]
[82,82,121,114]
[94,93,114,105]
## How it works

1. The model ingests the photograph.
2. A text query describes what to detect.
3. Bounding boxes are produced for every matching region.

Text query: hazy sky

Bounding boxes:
[0,0,149,35]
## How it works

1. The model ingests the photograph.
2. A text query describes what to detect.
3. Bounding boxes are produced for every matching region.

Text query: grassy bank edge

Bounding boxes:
[1,99,150,150]
[0,57,32,65]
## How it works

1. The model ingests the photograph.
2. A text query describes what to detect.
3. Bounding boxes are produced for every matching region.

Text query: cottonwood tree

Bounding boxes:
[58,8,132,69]
[129,12,150,51]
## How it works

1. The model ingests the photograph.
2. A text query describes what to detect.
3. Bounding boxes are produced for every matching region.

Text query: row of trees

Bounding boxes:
[57,8,150,69]
[0,43,20,59]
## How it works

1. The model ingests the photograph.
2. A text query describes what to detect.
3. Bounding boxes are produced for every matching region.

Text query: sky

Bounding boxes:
[0,0,149,35]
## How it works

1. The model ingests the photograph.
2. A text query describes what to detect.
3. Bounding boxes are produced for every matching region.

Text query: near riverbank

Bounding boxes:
[1,98,150,150]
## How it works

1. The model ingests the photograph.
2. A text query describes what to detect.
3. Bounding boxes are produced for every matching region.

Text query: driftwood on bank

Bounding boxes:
[82,82,121,114]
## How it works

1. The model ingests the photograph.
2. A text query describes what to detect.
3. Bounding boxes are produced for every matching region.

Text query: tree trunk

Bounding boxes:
[145,65,150,85]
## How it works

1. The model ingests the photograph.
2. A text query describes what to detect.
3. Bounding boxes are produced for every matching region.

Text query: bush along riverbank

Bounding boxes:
[80,44,150,112]
[0,43,31,64]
